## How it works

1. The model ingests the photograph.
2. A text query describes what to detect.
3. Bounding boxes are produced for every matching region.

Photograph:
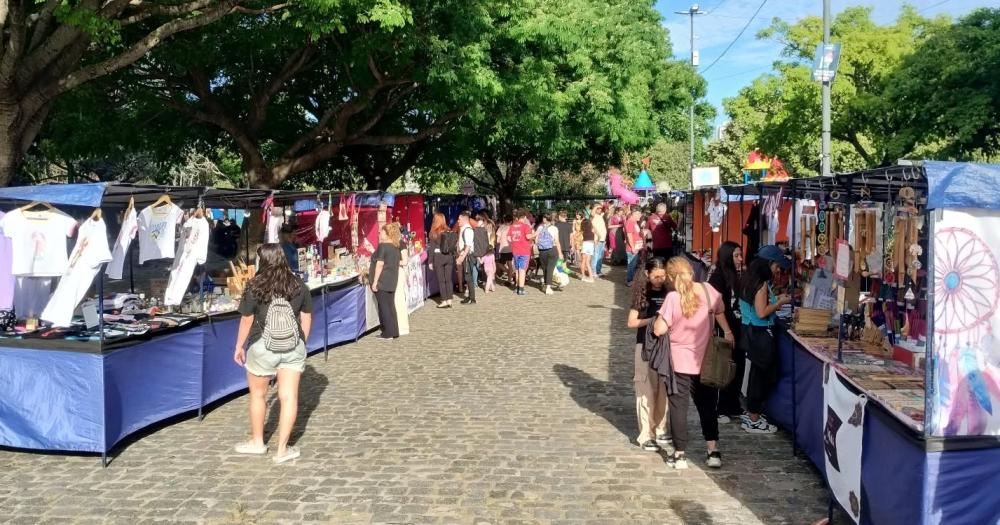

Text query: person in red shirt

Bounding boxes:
[647,202,677,260]
[507,209,535,296]
[625,208,645,286]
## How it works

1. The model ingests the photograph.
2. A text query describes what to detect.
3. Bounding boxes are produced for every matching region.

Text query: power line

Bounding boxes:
[919,0,954,13]
[700,0,770,74]
[705,0,731,15]
[706,64,773,82]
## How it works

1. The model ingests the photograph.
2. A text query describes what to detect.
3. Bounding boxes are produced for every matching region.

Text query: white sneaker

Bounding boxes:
[742,417,778,434]
[669,454,689,470]
[706,451,722,468]
[545,287,554,295]
[717,415,731,424]
[234,440,267,455]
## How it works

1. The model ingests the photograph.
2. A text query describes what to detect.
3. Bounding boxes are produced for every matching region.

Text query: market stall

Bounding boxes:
[0,183,366,462]
[704,162,1000,525]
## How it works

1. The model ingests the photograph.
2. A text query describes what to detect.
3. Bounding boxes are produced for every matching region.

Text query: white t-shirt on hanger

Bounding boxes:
[41,218,113,327]
[315,209,331,243]
[267,211,284,243]
[164,217,210,306]
[106,207,138,279]
[137,203,184,264]
[0,208,78,277]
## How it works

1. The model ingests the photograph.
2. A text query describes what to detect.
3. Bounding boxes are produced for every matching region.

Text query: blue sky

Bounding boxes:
[654,0,992,129]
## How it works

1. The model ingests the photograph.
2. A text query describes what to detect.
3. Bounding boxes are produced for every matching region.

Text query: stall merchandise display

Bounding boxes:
[106,203,138,279]
[137,200,184,264]
[0,204,78,276]
[40,216,112,327]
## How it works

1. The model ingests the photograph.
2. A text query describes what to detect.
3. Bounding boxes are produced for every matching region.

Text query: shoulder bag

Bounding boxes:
[698,283,736,389]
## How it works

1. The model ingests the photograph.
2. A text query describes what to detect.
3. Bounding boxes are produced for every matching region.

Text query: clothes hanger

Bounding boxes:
[194,196,206,219]
[125,195,135,216]
[18,201,56,213]
[90,208,102,221]
[151,194,172,208]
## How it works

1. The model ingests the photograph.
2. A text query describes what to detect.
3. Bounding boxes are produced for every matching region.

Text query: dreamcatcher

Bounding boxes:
[933,226,1000,435]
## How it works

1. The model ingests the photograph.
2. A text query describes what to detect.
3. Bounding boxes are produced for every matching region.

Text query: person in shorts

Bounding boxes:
[495,215,514,285]
[233,243,313,464]
[580,211,596,282]
[507,209,535,295]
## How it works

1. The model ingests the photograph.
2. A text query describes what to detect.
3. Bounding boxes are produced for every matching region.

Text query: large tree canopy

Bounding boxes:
[0,0,296,186]
[426,0,710,212]
[708,6,1000,180]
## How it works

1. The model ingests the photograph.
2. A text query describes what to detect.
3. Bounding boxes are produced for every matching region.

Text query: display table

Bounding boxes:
[0,278,365,457]
[770,329,1000,525]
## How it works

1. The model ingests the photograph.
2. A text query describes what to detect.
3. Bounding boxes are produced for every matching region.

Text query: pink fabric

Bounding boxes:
[608,215,622,251]
[658,287,722,374]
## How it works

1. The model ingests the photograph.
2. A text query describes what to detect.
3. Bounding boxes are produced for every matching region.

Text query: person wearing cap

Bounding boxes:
[736,245,792,434]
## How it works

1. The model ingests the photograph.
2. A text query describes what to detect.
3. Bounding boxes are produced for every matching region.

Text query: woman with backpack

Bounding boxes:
[652,257,735,470]
[534,212,562,295]
[233,244,313,464]
[428,213,456,308]
[369,223,402,340]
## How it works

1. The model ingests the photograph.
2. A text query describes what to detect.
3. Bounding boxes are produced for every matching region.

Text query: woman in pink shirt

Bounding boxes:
[652,257,734,470]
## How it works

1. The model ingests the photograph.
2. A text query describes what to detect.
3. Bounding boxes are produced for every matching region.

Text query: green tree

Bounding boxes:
[432,0,708,214]
[887,8,1000,160]
[0,0,283,186]
[714,5,948,177]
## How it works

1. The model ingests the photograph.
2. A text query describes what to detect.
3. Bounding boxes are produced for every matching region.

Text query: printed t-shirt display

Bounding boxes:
[106,206,138,279]
[508,222,533,256]
[658,287,723,374]
[314,209,331,242]
[164,216,211,306]
[211,220,241,259]
[0,208,78,277]
[41,218,113,327]
[0,211,15,309]
[137,203,184,264]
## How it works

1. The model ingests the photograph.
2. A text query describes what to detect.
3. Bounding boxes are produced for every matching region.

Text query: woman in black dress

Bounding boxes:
[369,223,402,340]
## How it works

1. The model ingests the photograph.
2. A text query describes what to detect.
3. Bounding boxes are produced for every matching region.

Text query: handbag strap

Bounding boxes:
[699,282,714,314]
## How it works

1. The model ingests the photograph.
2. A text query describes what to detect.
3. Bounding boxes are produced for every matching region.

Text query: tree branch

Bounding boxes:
[838,131,875,166]
[248,42,317,133]
[46,0,242,98]
[0,0,27,82]
[27,0,61,51]
[119,0,221,25]
[345,111,461,146]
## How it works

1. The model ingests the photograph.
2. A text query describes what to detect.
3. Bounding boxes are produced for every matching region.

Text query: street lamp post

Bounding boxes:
[675,4,705,189]
[821,0,832,177]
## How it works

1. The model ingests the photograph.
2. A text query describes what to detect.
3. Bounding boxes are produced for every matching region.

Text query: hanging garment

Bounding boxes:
[164,217,211,306]
[786,199,818,259]
[137,203,184,264]
[106,206,138,280]
[0,211,16,309]
[14,277,53,319]
[0,207,78,277]
[41,218,113,327]
[707,198,727,232]
[315,208,332,243]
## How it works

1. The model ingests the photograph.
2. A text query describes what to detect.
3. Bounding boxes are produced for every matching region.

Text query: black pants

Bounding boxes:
[538,248,558,286]
[433,252,455,301]
[668,373,719,453]
[744,325,779,414]
[375,289,399,338]
[463,255,478,301]
[717,323,745,417]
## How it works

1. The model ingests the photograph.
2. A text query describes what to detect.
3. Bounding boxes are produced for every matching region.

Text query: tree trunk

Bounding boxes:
[0,97,24,186]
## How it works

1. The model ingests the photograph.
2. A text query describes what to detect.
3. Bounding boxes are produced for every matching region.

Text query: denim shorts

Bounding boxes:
[581,241,595,256]
[514,255,531,270]
[245,339,306,376]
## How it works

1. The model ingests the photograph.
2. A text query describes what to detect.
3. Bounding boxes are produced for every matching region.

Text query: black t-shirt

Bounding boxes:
[238,280,313,347]
[555,221,573,252]
[213,221,241,259]
[634,287,668,344]
[369,242,401,292]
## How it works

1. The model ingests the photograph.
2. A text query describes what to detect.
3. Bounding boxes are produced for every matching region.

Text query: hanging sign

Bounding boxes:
[692,167,720,189]
[813,43,842,83]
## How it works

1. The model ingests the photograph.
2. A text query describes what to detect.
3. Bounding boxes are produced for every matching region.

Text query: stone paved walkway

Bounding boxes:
[0,267,834,524]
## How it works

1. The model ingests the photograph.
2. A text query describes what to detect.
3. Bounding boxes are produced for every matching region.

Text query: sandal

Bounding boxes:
[272,446,301,464]
[234,440,267,455]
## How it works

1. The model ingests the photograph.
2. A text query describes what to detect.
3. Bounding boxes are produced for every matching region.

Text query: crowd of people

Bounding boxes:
[230,199,791,471]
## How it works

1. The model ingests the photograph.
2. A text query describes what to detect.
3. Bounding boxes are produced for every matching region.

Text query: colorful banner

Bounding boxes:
[931,209,1000,436]
[405,253,426,314]
[823,363,867,523]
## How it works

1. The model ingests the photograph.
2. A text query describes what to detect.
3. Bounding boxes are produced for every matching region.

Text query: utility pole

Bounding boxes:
[675,4,705,188]
[821,0,832,177]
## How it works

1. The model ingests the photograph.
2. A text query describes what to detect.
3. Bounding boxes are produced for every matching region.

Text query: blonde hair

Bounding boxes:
[667,256,700,317]
[382,223,402,248]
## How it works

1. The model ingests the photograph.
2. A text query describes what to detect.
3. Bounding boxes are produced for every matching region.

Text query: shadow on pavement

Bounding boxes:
[670,499,714,525]
[553,363,635,442]
[264,364,329,446]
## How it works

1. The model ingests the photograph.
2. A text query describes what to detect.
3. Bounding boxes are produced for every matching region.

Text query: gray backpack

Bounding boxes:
[261,298,301,353]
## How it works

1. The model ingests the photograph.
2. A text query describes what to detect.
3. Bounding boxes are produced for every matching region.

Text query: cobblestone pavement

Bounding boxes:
[1,267,835,525]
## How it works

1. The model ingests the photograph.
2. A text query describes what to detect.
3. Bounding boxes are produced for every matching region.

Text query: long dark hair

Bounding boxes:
[716,241,741,293]
[630,256,668,312]
[738,258,773,304]
[248,244,303,302]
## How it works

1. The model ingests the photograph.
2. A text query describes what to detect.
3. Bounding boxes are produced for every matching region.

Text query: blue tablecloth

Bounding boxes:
[772,332,1000,525]
[0,282,365,454]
